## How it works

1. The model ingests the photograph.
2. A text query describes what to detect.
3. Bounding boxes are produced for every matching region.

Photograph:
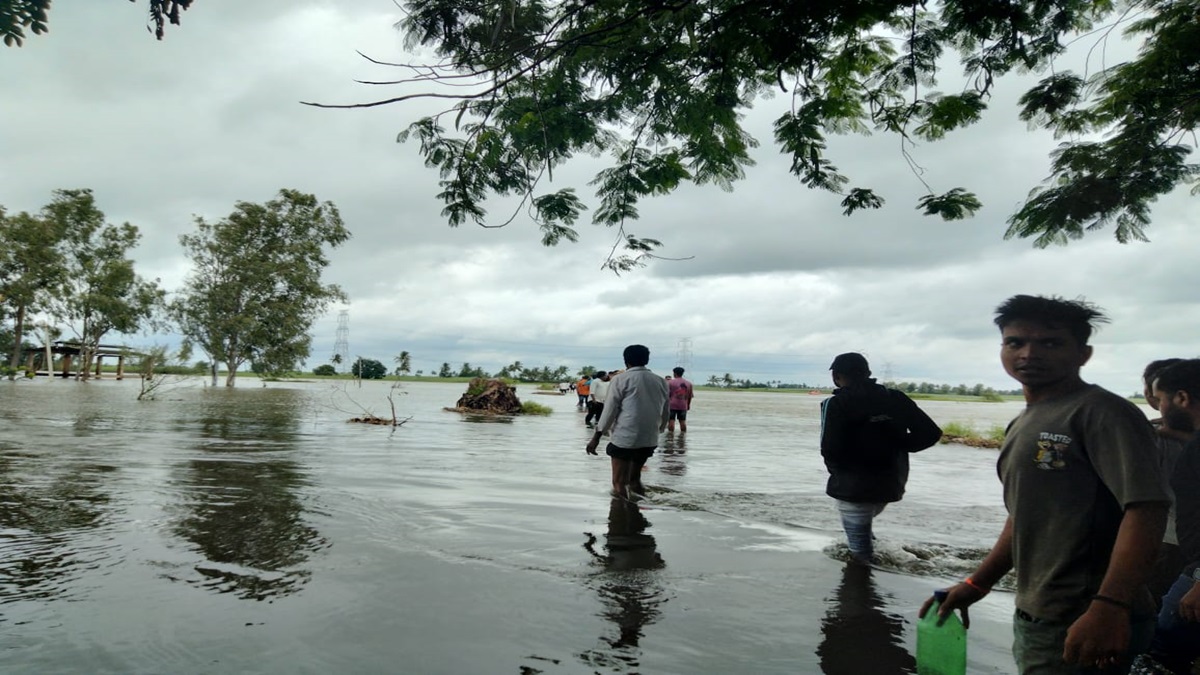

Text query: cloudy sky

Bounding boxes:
[1,1,1195,392]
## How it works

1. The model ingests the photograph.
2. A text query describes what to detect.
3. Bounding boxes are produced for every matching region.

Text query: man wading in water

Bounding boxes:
[585,345,669,500]
[922,295,1168,674]
[819,352,942,564]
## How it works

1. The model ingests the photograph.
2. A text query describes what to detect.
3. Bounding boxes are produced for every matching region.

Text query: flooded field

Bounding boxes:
[0,377,1061,674]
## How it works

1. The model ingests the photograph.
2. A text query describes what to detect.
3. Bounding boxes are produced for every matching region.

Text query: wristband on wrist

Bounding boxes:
[1090,594,1132,612]
[963,576,990,594]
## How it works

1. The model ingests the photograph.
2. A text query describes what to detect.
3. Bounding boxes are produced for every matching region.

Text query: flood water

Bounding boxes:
[0,378,1091,674]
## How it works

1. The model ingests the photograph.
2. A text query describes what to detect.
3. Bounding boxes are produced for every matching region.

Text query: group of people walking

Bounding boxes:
[583,294,1199,675]
[579,349,693,499]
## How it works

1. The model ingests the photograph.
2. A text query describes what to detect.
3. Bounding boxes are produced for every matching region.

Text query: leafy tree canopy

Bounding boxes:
[352,358,387,380]
[1,0,194,46]
[170,189,350,387]
[312,0,1198,265]
[42,189,165,378]
[0,204,67,368]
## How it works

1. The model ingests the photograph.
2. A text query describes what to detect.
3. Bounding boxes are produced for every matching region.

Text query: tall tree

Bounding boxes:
[311,0,1197,263]
[393,350,412,377]
[1,0,195,46]
[171,189,350,387]
[0,206,66,369]
[42,190,163,379]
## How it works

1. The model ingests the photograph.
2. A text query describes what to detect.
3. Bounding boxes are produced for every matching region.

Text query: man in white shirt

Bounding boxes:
[585,371,610,428]
[585,345,670,499]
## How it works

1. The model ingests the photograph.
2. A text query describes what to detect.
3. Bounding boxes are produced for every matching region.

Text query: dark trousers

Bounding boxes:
[585,401,604,425]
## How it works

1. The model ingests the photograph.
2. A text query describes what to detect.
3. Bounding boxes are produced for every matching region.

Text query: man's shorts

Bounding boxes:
[605,443,656,461]
[1012,608,1154,674]
[669,410,687,421]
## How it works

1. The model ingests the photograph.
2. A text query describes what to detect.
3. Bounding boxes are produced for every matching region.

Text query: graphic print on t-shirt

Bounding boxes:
[1033,432,1071,470]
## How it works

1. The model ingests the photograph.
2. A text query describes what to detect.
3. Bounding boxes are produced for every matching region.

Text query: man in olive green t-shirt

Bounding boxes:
[921,295,1168,674]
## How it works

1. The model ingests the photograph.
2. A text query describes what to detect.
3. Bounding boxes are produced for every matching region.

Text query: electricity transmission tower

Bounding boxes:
[333,310,350,373]
[674,337,693,371]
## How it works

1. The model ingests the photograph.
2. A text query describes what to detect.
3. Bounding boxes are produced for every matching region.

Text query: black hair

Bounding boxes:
[594,371,607,378]
[672,367,685,376]
[1154,359,1200,401]
[623,344,650,367]
[1143,358,1185,387]
[993,294,1109,345]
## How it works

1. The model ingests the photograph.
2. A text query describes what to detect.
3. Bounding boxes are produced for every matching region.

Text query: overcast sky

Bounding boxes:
[1,1,1195,392]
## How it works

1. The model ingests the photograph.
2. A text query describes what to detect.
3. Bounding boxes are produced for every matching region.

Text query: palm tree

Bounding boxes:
[394,350,411,377]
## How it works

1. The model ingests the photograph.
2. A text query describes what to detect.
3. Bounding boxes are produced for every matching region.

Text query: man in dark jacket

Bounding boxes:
[820,352,942,563]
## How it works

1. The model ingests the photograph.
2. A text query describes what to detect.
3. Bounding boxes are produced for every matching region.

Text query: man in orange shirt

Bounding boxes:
[576,374,591,410]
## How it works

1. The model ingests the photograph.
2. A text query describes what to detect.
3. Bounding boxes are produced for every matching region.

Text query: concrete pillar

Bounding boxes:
[94,355,103,378]
[60,354,71,379]
[116,355,125,381]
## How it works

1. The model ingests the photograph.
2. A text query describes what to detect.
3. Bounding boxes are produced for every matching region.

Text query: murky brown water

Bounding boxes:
[0,378,1036,673]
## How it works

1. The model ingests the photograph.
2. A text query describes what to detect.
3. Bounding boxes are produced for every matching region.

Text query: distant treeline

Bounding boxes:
[700,374,1019,399]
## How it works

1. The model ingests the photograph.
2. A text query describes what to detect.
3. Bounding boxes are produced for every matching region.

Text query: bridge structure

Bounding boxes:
[22,341,141,380]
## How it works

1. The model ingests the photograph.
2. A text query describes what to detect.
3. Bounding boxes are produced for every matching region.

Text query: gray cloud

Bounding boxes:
[1,0,1194,395]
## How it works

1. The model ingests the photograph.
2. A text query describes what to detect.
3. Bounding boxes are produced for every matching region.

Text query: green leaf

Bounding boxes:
[918,188,982,220]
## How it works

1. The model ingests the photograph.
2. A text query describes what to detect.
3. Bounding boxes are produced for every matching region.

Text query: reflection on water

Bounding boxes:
[167,389,327,601]
[0,381,1025,672]
[0,444,114,605]
[658,433,688,477]
[818,563,917,675]
[579,498,667,670]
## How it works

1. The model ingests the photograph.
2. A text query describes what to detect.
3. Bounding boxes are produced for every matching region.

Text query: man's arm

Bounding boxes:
[819,398,847,462]
[586,383,622,454]
[896,393,942,452]
[659,385,670,431]
[921,515,1014,628]
[1062,501,1168,665]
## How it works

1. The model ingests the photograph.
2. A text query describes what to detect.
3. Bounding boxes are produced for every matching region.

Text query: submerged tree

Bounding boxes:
[41,190,164,379]
[310,0,1198,264]
[171,189,350,387]
[0,206,66,370]
[351,358,387,380]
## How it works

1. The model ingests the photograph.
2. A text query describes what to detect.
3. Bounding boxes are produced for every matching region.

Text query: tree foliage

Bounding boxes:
[42,189,164,379]
[0,205,66,368]
[1,0,195,46]
[313,0,1197,255]
[351,358,387,380]
[170,189,350,387]
[393,350,412,376]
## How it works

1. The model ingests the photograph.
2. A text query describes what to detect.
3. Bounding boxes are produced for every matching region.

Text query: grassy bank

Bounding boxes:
[939,421,1006,448]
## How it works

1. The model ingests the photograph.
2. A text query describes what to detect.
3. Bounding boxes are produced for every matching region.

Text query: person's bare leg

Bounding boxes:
[667,417,675,433]
[679,419,687,434]
[628,455,649,496]
[610,457,623,495]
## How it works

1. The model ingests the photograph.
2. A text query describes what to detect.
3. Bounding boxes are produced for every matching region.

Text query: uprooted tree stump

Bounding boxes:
[446,378,523,414]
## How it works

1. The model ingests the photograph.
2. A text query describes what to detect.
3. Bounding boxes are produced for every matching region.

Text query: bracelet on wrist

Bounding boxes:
[963,576,990,594]
[1090,594,1132,612]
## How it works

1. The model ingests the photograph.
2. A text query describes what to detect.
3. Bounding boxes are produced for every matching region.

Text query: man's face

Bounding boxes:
[1153,379,1196,433]
[1144,381,1161,411]
[1000,320,1092,389]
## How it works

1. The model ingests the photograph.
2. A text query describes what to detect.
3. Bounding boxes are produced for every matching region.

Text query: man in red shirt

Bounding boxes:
[667,367,694,434]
